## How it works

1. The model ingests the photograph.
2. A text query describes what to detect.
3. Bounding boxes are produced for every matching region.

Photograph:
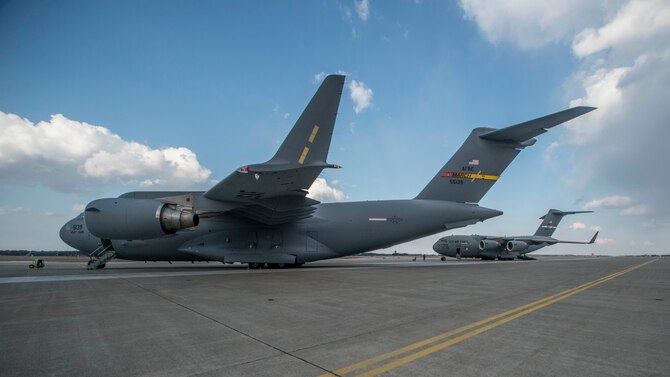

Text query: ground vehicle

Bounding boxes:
[29,258,45,268]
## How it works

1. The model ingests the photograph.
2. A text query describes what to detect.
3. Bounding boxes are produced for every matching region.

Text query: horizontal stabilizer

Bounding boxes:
[539,209,594,219]
[480,106,596,143]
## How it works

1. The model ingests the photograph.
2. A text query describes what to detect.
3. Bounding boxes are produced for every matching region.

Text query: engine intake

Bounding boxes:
[506,240,529,252]
[85,198,199,240]
[479,240,501,250]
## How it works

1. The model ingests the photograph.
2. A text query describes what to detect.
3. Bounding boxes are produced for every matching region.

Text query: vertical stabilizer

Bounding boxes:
[415,128,523,203]
[415,107,596,203]
[534,209,594,237]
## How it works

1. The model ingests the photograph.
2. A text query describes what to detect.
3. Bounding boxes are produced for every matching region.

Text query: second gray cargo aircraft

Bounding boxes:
[433,209,599,261]
[60,75,596,269]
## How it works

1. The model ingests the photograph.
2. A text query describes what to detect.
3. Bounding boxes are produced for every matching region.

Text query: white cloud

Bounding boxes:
[307,178,346,202]
[44,211,56,217]
[543,141,561,165]
[355,0,370,22]
[620,204,649,216]
[565,66,629,143]
[71,203,85,212]
[642,218,670,228]
[459,0,616,49]
[349,80,373,114]
[0,112,211,192]
[583,195,631,209]
[272,104,290,119]
[589,225,602,232]
[313,72,327,84]
[643,240,653,246]
[459,0,670,221]
[596,237,615,245]
[0,207,31,215]
[572,0,670,57]
[569,222,586,230]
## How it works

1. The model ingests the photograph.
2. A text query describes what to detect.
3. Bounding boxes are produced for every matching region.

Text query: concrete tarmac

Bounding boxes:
[0,256,667,376]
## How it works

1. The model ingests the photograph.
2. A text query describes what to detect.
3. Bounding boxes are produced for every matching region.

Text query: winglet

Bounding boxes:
[589,231,599,244]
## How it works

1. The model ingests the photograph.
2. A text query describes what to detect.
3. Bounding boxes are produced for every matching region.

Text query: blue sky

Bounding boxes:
[1,1,668,254]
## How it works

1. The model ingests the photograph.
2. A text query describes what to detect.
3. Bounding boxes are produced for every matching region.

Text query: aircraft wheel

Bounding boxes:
[291,262,304,268]
[440,256,446,261]
[276,263,286,269]
[248,262,264,269]
[97,264,106,269]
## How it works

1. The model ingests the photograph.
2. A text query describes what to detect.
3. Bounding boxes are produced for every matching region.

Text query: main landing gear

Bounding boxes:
[248,262,304,269]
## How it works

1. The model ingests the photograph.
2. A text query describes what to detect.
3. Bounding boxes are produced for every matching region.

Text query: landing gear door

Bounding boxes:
[272,231,283,251]
[247,231,257,249]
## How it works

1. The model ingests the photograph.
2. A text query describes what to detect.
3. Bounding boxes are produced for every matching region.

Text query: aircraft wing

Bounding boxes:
[202,74,345,224]
[506,231,599,245]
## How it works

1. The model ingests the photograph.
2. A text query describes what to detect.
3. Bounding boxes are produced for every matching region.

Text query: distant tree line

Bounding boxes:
[0,250,82,256]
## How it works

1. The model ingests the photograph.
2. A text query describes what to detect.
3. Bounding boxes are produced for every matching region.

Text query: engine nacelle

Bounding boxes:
[85,198,199,240]
[506,240,529,252]
[479,240,501,250]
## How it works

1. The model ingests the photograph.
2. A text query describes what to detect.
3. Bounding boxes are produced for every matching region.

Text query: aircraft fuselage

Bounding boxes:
[433,235,547,260]
[61,195,502,265]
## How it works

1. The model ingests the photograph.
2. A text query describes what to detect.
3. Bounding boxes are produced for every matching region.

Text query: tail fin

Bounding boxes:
[534,209,594,237]
[589,231,599,244]
[415,106,596,202]
[269,74,345,165]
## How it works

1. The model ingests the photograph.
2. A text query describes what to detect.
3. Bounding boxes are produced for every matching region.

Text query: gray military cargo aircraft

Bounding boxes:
[433,209,599,261]
[60,74,596,269]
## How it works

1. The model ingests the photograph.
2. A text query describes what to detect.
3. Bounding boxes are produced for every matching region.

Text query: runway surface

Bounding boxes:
[0,256,667,376]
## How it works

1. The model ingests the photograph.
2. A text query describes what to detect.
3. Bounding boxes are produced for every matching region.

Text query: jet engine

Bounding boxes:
[506,240,529,252]
[85,198,199,240]
[479,240,501,250]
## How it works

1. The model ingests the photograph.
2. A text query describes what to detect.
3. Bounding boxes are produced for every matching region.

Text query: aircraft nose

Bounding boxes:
[59,221,74,248]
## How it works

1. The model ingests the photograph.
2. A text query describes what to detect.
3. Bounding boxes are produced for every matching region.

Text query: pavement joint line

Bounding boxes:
[121,278,338,376]
[318,259,657,377]
[0,261,516,284]
[299,263,627,367]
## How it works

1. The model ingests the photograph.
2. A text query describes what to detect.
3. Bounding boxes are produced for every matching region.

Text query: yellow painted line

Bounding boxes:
[318,260,655,377]
[298,146,310,164]
[309,125,320,143]
[318,268,624,377]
